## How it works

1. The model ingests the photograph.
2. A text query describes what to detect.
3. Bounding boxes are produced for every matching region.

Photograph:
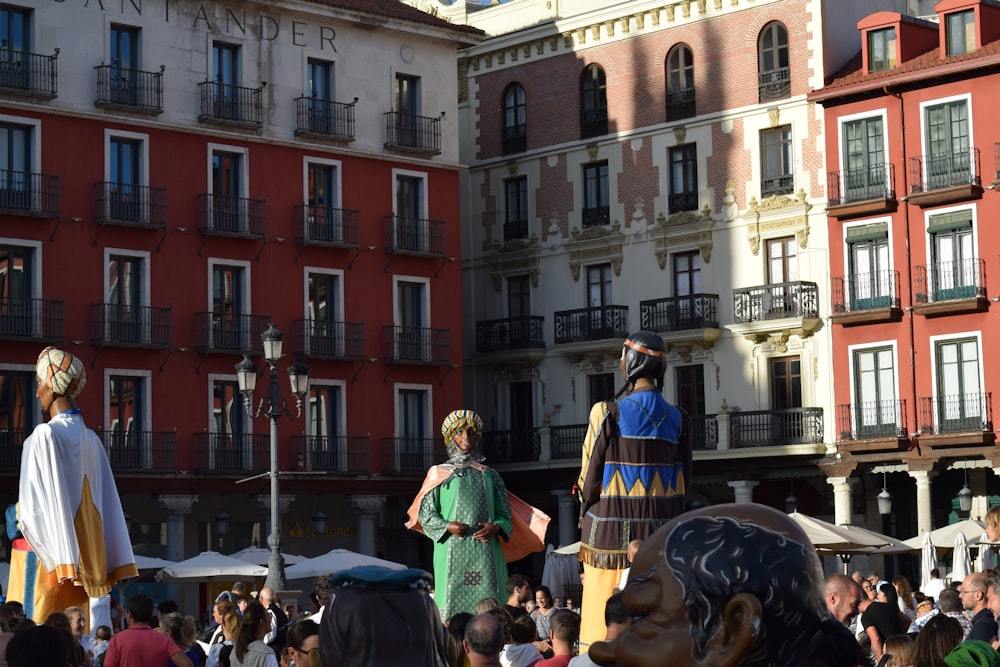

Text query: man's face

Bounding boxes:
[829,587,861,625]
[67,611,86,638]
[987,586,1000,619]
[35,379,54,415]
[213,605,223,624]
[517,584,531,604]
[861,581,876,600]
[961,576,984,611]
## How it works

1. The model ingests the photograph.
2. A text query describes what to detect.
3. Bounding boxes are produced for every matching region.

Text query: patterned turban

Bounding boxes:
[36,346,87,398]
[440,409,483,445]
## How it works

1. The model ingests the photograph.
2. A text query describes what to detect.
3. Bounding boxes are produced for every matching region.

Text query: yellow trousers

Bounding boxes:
[579,564,624,650]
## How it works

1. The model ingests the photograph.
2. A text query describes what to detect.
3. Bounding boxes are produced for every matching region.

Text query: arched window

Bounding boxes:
[665,44,694,121]
[579,64,607,139]
[758,21,789,102]
[502,83,526,154]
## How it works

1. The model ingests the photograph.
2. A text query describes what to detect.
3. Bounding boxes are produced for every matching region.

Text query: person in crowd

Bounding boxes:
[963,573,998,643]
[46,611,87,667]
[502,615,542,667]
[103,594,192,667]
[825,573,863,626]
[893,577,918,623]
[530,586,556,655]
[208,601,236,647]
[230,602,277,667]
[160,613,202,667]
[986,505,1000,542]
[504,575,531,620]
[924,568,948,604]
[568,593,628,667]
[577,331,692,649]
[280,620,318,667]
[524,601,536,616]
[91,626,112,667]
[535,610,579,667]
[258,588,287,654]
[552,598,564,610]
[615,541,642,593]
[943,640,1000,667]
[447,612,473,667]
[879,634,914,667]
[912,614,963,667]
[65,606,94,665]
[465,613,505,667]
[5,622,71,667]
[477,599,503,614]
[863,583,906,662]
[911,588,972,640]
[564,598,580,616]
[205,610,240,667]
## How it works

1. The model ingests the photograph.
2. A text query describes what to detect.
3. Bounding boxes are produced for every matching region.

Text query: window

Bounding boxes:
[761,125,793,197]
[396,278,429,361]
[211,149,243,232]
[587,263,613,334]
[934,337,984,431]
[305,59,334,133]
[924,99,971,189]
[841,116,886,202]
[673,251,702,328]
[758,22,790,102]
[666,44,694,121]
[588,374,615,405]
[210,261,249,351]
[106,252,146,343]
[771,356,801,411]
[504,176,528,241]
[582,161,609,227]
[394,172,429,252]
[107,374,145,468]
[0,369,37,462]
[211,378,249,470]
[0,122,32,210]
[397,386,430,472]
[676,365,708,448]
[306,162,342,243]
[767,236,797,315]
[109,24,140,104]
[580,64,608,139]
[306,383,344,470]
[107,136,142,221]
[502,83,526,154]
[510,382,534,435]
[307,270,342,356]
[846,223,891,310]
[946,10,975,56]
[669,144,698,212]
[394,73,421,148]
[0,241,37,336]
[928,211,976,301]
[507,274,531,346]
[0,6,31,90]
[211,42,241,119]
[852,346,898,438]
[868,28,896,72]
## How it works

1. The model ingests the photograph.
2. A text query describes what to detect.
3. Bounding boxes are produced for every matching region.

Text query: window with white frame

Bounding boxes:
[850,344,899,439]
[105,371,151,469]
[0,238,41,337]
[394,276,429,361]
[395,384,431,473]
[305,382,346,471]
[305,269,344,356]
[867,28,896,72]
[304,158,344,243]
[104,248,150,344]
[393,169,430,252]
[945,10,975,56]
[0,365,39,457]
[210,375,250,471]
[922,98,971,190]
[208,259,251,351]
[926,209,977,302]
[504,176,528,241]
[845,222,892,311]
[669,144,698,213]
[760,125,793,197]
[0,115,41,211]
[840,114,887,203]
[932,334,985,433]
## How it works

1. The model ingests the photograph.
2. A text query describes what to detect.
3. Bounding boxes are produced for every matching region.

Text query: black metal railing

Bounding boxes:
[731,407,824,447]
[690,414,719,451]
[913,258,987,303]
[919,393,993,435]
[91,303,171,348]
[551,424,587,460]
[294,319,364,359]
[196,313,270,354]
[476,316,546,353]
[582,206,610,227]
[291,435,369,474]
[0,48,58,97]
[733,281,819,323]
[0,170,59,217]
[837,400,907,441]
[482,429,540,463]
[761,174,794,198]
[758,67,790,102]
[96,429,176,472]
[826,163,895,206]
[503,218,529,242]
[668,191,698,213]
[0,297,63,341]
[909,148,981,193]
[380,437,445,475]
[198,81,265,126]
[554,305,628,344]
[0,428,26,470]
[94,64,163,113]
[295,204,359,246]
[580,108,608,139]
[193,433,269,473]
[295,96,356,140]
[666,87,695,121]
[95,182,167,227]
[501,123,527,155]
[640,294,719,332]
[383,111,442,155]
[832,270,901,313]
[197,194,266,238]
[995,142,1000,181]
[382,326,450,364]
[383,215,445,255]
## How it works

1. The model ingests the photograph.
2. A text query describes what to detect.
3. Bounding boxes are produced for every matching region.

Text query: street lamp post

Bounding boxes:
[236,322,309,592]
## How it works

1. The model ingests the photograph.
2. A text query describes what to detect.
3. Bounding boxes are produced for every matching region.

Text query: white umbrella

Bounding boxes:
[133,555,176,571]
[155,551,267,583]
[284,548,406,579]
[787,512,891,551]
[553,542,581,555]
[904,519,986,554]
[230,547,306,566]
[977,533,998,572]
[952,532,972,583]
[920,531,938,593]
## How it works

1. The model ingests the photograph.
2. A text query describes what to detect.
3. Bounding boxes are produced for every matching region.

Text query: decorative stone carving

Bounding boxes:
[489,236,541,292]
[743,189,812,255]
[566,221,625,281]
[673,125,686,145]
[651,209,714,270]
[768,107,780,128]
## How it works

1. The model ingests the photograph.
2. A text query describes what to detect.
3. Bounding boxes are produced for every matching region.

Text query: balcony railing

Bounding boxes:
[291,435,369,474]
[383,215,445,256]
[640,294,719,332]
[91,304,171,348]
[551,424,587,460]
[827,164,895,206]
[731,407,824,447]
[382,326,450,364]
[503,219,528,242]
[196,313,270,354]
[554,305,628,344]
[761,174,794,198]
[995,142,1000,181]
[733,281,819,323]
[482,429,540,463]
[294,319,364,360]
[295,204,359,247]
[0,428,26,471]
[476,316,545,353]
[666,87,695,121]
[909,148,980,193]
[193,433,269,473]
[913,259,987,303]
[0,297,63,342]
[837,399,908,441]
[580,108,608,139]
[380,437,445,475]
[198,194,266,238]
[919,393,993,435]
[0,170,60,217]
[94,64,163,113]
[0,48,58,97]
[582,206,610,228]
[96,429,176,472]
[383,111,441,155]
[501,123,526,155]
[832,270,901,313]
[690,414,719,451]
[198,81,265,127]
[758,67,790,102]
[94,182,167,228]
[668,191,698,213]
[295,96,356,141]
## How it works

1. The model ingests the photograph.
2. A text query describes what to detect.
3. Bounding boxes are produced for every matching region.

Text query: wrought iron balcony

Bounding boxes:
[551,424,587,460]
[731,407,824,447]
[295,204,359,247]
[554,305,628,344]
[837,399,908,441]
[0,428,26,471]
[383,215,445,256]
[733,281,819,323]
[0,48,58,97]
[0,170,59,217]
[832,270,902,317]
[91,303,171,348]
[666,87,695,121]
[582,206,610,228]
[197,194,266,238]
[909,148,981,193]
[380,437,445,475]
[291,435,370,474]
[913,259,987,304]
[501,123,526,155]
[580,108,608,139]
[640,294,719,332]
[482,429,540,463]
[668,191,698,213]
[503,218,529,242]
[96,429,176,472]
[476,316,545,353]
[0,297,63,342]
[295,96,356,141]
[94,182,167,228]
[758,67,790,102]
[196,312,270,354]
[294,319,364,360]
[193,433,269,474]
[94,64,163,113]
[382,325,450,364]
[761,174,794,198]
[919,393,992,435]
[690,414,719,451]
[383,111,441,155]
[826,164,895,208]
[198,81,265,127]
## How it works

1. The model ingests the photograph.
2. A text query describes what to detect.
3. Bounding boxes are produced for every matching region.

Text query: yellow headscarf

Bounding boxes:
[440,409,483,445]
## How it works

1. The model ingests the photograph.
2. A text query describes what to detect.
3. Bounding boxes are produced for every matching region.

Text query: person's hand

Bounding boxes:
[447,522,468,537]
[473,522,499,542]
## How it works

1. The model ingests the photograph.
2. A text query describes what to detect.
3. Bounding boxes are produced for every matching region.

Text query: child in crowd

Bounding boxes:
[502,615,543,667]
[90,626,112,666]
